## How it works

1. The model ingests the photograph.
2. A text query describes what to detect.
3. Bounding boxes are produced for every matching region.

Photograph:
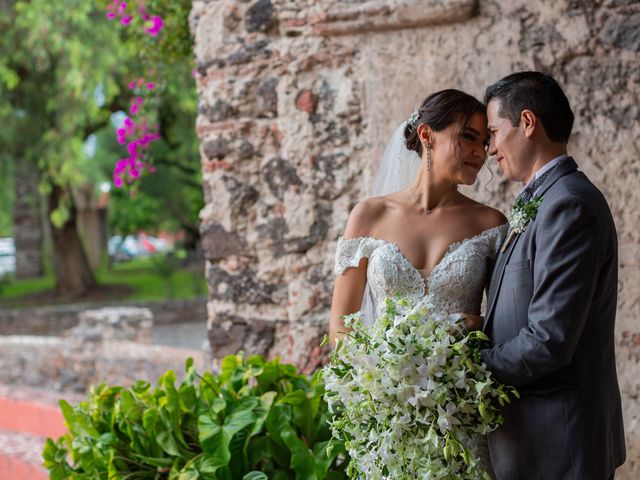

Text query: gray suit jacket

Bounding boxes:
[482,158,625,480]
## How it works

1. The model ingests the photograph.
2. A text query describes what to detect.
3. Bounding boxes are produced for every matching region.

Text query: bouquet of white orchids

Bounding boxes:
[322,296,518,480]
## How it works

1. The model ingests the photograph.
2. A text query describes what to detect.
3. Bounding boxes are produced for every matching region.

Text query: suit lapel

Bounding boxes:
[483,231,520,330]
[483,157,579,332]
[531,156,577,199]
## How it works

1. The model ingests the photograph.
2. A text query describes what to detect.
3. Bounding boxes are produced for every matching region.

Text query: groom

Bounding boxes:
[480,72,626,479]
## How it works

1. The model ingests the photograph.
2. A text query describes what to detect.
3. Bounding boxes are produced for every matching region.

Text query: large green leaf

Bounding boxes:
[198,405,259,472]
[59,400,100,438]
[279,390,314,445]
[42,438,73,480]
[280,425,317,480]
[243,390,277,461]
[243,472,268,480]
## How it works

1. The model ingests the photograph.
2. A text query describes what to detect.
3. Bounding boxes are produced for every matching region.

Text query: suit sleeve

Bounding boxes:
[481,195,602,386]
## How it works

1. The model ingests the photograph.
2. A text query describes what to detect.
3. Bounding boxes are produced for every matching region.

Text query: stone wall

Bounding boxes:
[191,0,640,474]
[0,307,206,392]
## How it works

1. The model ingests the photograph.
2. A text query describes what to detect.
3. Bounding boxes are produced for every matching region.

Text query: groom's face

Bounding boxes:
[487,98,530,183]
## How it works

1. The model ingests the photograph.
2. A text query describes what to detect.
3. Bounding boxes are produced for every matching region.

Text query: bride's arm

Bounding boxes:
[329,258,367,346]
[328,200,380,346]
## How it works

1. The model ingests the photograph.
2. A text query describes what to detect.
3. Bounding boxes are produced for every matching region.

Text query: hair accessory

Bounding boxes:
[407,110,419,127]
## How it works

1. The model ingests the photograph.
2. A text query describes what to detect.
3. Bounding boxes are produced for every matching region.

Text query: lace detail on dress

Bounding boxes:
[334,237,386,275]
[334,224,507,321]
[335,236,427,312]
[425,224,507,315]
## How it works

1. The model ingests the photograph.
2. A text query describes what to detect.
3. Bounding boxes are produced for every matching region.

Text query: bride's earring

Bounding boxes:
[426,142,432,172]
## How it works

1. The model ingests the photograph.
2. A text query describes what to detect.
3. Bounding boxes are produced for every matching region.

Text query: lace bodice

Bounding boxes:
[334,224,507,321]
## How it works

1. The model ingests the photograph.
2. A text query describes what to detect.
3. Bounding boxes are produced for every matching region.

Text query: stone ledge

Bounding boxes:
[0,336,207,393]
[308,0,478,36]
[0,297,207,336]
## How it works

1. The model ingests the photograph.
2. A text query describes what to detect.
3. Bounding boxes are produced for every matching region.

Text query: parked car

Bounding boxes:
[0,237,16,276]
[108,234,171,261]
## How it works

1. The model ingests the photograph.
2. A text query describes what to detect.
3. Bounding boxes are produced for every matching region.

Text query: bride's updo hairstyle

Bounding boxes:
[404,89,486,156]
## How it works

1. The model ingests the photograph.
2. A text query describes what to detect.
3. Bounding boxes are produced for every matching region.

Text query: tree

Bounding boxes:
[0,1,133,295]
[0,0,197,296]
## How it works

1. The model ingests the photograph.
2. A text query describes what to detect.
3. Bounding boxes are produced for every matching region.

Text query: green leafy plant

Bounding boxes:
[43,355,347,479]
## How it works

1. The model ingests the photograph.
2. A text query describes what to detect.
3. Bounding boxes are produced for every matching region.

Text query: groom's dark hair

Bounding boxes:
[484,71,574,144]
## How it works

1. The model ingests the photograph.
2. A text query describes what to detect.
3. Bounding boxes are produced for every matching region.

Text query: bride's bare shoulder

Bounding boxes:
[479,204,508,228]
[459,195,508,229]
[343,197,389,238]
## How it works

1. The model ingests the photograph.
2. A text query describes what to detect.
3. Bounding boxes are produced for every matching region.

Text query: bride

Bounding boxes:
[328,89,508,475]
[329,88,507,338]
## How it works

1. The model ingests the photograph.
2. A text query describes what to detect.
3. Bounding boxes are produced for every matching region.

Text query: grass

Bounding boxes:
[0,254,207,306]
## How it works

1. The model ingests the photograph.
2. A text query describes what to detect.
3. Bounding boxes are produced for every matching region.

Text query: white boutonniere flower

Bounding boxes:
[501,196,543,252]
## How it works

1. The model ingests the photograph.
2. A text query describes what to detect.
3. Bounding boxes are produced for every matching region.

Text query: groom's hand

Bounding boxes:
[462,313,484,331]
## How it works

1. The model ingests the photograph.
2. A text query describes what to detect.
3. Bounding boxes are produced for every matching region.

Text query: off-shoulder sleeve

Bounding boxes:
[334,236,385,274]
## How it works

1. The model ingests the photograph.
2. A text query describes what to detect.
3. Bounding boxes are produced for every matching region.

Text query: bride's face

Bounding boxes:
[430,113,488,185]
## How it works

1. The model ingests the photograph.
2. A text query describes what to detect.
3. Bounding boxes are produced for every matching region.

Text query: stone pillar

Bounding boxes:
[191,0,481,367]
[191,0,372,370]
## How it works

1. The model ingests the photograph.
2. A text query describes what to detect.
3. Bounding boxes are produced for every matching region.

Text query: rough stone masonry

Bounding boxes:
[190,1,640,475]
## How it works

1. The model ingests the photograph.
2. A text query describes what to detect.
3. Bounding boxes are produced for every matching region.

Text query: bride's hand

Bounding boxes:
[462,313,484,331]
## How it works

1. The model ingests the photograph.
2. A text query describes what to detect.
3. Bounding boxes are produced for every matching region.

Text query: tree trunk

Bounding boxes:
[48,185,97,297]
[12,159,44,279]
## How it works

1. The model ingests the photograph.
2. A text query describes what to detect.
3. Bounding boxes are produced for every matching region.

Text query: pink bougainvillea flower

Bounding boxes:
[115,159,127,173]
[145,16,163,36]
[105,5,165,187]
[192,69,201,79]
[139,5,150,21]
[116,128,127,144]
[127,141,138,156]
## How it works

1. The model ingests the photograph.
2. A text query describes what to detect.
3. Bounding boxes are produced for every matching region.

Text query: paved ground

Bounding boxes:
[0,323,208,480]
[0,428,48,479]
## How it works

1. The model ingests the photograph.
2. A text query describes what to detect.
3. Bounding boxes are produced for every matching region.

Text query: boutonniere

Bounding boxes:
[501,196,543,253]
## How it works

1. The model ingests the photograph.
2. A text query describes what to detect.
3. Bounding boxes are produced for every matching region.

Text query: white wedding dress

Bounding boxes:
[334,222,508,476]
[335,224,507,320]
